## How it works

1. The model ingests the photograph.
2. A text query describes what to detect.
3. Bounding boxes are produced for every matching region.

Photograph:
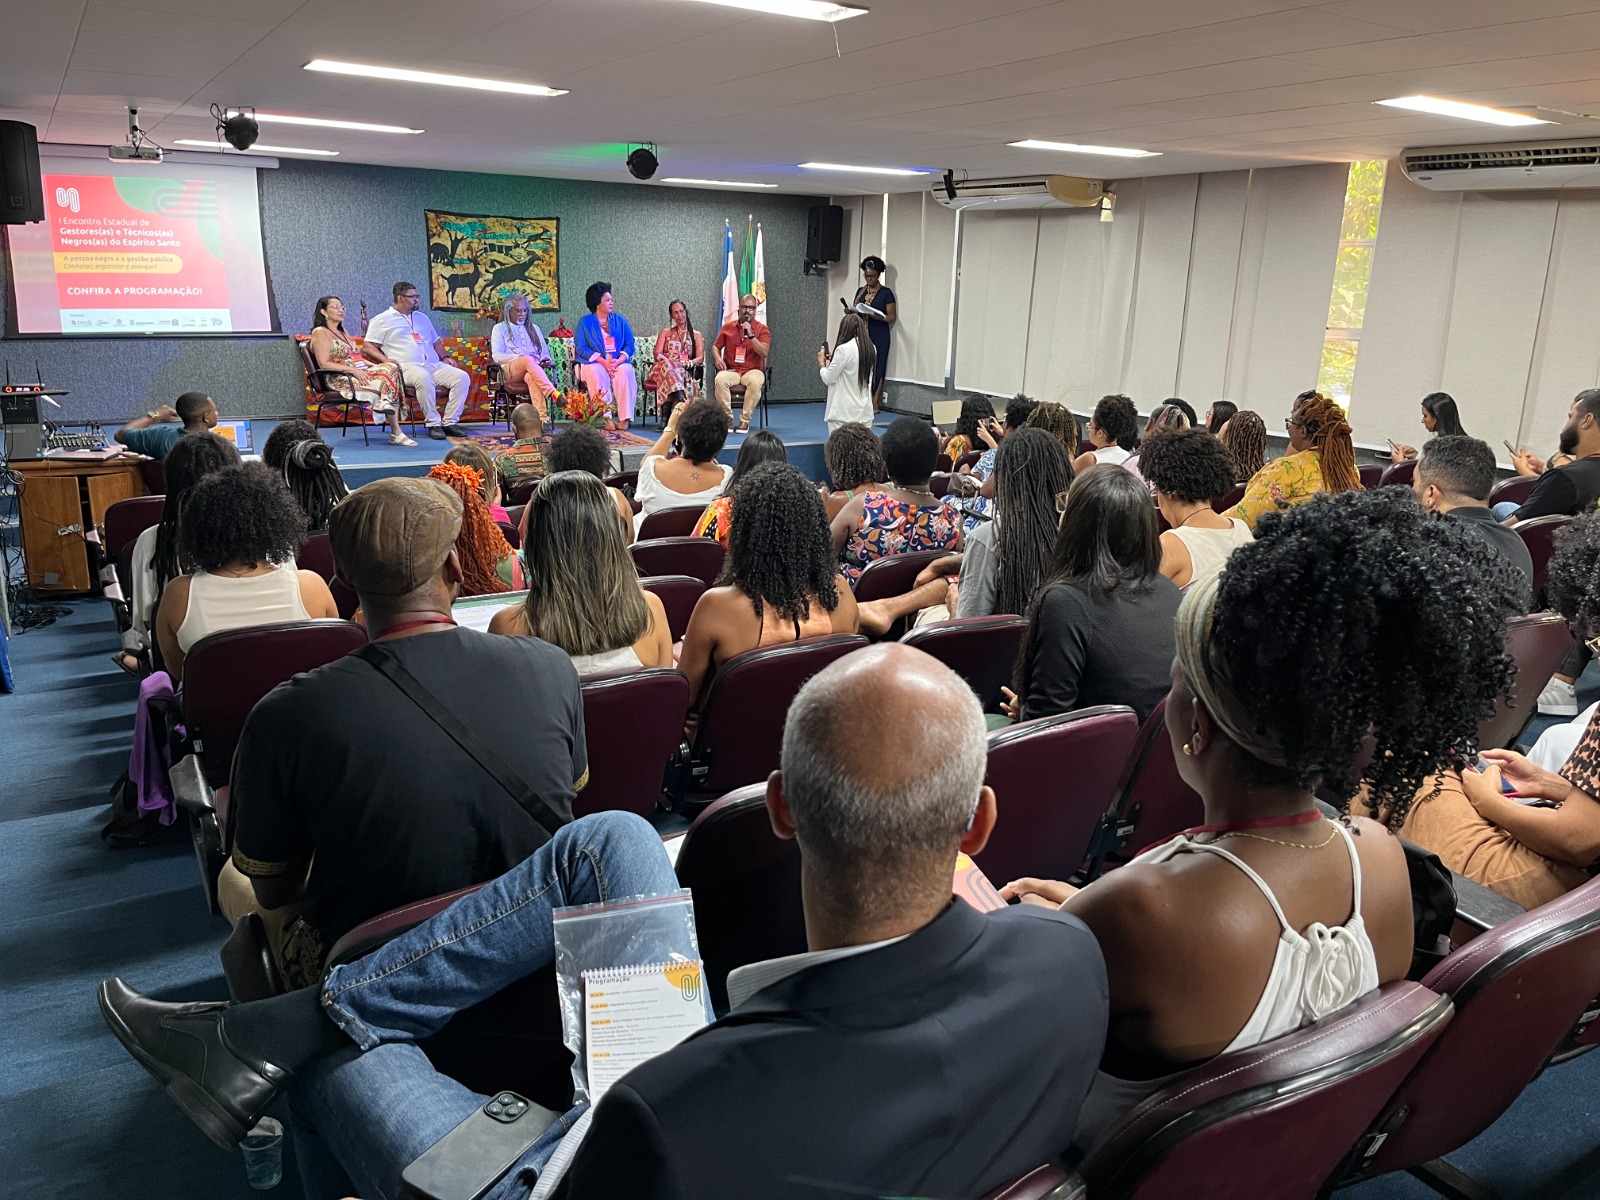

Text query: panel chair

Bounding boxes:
[974,706,1140,888]
[727,362,772,431]
[900,615,1027,711]
[641,574,706,642]
[1487,474,1536,511]
[631,536,725,587]
[485,361,530,428]
[1084,697,1204,881]
[576,668,690,818]
[1378,459,1417,488]
[1514,514,1572,599]
[638,504,708,541]
[296,338,405,445]
[1477,612,1573,751]
[852,549,954,641]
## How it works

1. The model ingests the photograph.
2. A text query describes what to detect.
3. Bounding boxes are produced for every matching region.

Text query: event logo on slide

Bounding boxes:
[48,174,233,333]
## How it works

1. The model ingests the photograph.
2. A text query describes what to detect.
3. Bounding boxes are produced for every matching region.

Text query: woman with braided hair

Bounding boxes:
[1225,390,1360,530]
[1217,409,1266,483]
[425,461,523,595]
[1001,488,1522,1152]
[281,437,349,533]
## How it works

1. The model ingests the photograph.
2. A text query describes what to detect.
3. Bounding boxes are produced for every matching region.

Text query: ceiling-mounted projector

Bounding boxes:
[108,107,163,161]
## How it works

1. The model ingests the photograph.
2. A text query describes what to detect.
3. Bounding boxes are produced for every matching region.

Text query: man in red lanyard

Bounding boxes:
[712,294,771,432]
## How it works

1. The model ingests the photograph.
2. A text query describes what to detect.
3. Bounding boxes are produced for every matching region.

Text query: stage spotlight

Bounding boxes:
[627,144,659,180]
[212,103,260,151]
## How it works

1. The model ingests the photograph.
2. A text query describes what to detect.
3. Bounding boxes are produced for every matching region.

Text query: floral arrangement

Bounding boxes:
[558,387,611,427]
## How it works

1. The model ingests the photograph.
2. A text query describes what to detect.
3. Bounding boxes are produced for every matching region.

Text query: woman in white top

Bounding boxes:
[819,312,876,434]
[632,397,732,535]
[490,294,556,424]
[998,491,1524,1152]
[1139,426,1255,590]
[1072,393,1139,474]
[489,470,672,672]
[154,463,338,685]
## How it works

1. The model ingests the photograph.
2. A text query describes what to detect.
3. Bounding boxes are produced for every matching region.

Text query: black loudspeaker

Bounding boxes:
[807,203,844,263]
[0,121,44,225]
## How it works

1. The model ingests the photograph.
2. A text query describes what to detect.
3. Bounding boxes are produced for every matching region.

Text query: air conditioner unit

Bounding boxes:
[1401,139,1600,192]
[932,175,1104,210]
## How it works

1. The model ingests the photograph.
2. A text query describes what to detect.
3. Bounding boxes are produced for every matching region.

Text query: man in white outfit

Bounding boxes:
[363,282,470,440]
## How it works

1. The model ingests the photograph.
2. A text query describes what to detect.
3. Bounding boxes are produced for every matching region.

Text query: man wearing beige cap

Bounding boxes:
[220,476,587,986]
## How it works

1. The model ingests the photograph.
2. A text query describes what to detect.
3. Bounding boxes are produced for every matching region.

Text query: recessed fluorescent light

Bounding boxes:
[798,162,929,176]
[1008,139,1161,158]
[1374,95,1549,127]
[304,59,567,97]
[229,110,422,135]
[174,140,340,156]
[662,177,779,188]
[685,0,865,20]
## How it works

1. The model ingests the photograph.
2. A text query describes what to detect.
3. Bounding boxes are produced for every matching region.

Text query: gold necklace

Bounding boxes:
[1217,824,1340,852]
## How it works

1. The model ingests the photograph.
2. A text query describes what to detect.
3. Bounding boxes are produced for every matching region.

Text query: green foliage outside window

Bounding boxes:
[1319,160,1386,406]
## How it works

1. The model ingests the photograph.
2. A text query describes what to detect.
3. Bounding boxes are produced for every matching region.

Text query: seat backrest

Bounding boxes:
[975,706,1140,886]
[1378,459,1416,488]
[104,495,165,561]
[1210,483,1246,514]
[1488,473,1537,509]
[957,449,984,472]
[504,503,526,531]
[981,1167,1083,1200]
[1477,612,1573,751]
[296,531,338,583]
[295,336,320,381]
[604,470,639,496]
[851,548,950,606]
[1082,983,1453,1200]
[899,615,1027,710]
[326,882,488,968]
[630,536,725,587]
[1359,463,1385,490]
[577,668,690,817]
[497,520,520,549]
[330,577,361,621]
[934,453,953,474]
[674,783,806,1013]
[1514,513,1572,598]
[509,477,541,507]
[641,574,706,642]
[689,634,868,797]
[1090,697,1204,878]
[638,504,707,540]
[183,619,368,788]
[1351,875,1600,1180]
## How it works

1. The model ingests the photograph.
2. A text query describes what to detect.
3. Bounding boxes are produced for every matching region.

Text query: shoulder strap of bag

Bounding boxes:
[353,641,566,840]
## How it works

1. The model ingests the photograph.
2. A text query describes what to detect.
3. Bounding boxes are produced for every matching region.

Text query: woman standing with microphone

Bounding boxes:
[853,255,897,413]
[820,313,876,435]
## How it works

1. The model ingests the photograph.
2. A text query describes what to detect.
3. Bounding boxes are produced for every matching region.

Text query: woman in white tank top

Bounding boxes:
[1138,427,1256,590]
[996,491,1525,1152]
[153,462,339,684]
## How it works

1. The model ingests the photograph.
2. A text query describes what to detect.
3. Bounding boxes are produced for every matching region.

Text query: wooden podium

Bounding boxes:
[11,456,148,593]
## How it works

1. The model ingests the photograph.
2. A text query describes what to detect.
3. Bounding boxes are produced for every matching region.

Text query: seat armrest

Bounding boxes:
[168,753,214,817]
[1452,869,1526,932]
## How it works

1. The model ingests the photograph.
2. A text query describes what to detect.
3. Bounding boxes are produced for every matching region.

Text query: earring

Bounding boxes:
[1182,742,1195,756]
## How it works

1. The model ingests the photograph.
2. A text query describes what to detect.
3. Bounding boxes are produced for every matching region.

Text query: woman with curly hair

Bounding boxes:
[1217,409,1266,483]
[694,429,786,549]
[281,436,349,534]
[678,462,858,706]
[1225,390,1360,530]
[820,422,885,521]
[1123,403,1191,480]
[940,393,994,464]
[1072,394,1140,473]
[153,462,337,684]
[538,423,634,540]
[634,398,732,534]
[1139,428,1253,590]
[1002,489,1520,1151]
[489,472,672,672]
[426,460,523,596]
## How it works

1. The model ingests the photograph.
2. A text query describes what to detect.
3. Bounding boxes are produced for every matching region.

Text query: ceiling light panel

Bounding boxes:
[684,0,866,22]
[229,111,422,135]
[798,162,929,175]
[174,140,339,156]
[1374,95,1550,127]
[304,60,567,97]
[1008,139,1160,158]
[661,177,779,187]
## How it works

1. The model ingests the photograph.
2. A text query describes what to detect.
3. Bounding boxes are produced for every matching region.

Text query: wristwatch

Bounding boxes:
[146,410,159,419]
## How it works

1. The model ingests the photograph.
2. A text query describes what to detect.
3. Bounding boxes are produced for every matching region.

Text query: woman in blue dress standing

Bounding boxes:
[852,255,897,413]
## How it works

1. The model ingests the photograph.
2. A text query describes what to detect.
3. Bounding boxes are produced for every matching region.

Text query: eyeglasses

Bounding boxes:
[401,293,419,300]
[1586,633,1600,658]
[1055,487,1072,513]
[1284,416,1302,431]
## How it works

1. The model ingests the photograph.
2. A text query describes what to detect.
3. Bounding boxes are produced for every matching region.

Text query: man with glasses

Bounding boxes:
[364,282,471,441]
[712,293,770,432]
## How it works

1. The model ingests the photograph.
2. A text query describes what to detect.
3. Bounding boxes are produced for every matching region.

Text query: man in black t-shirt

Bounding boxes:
[224,477,586,985]
[1414,436,1533,608]
[1505,388,1600,526]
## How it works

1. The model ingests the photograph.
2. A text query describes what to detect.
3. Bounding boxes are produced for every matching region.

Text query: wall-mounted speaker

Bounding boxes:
[806,203,843,263]
[0,121,44,225]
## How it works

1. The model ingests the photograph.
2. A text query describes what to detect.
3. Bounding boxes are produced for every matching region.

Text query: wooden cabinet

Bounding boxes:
[11,457,147,593]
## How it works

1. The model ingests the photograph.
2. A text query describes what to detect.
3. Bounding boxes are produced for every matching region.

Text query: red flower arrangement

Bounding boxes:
[560,387,611,427]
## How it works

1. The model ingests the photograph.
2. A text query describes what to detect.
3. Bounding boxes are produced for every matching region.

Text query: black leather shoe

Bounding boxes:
[427,426,447,440]
[442,424,469,437]
[97,978,289,1149]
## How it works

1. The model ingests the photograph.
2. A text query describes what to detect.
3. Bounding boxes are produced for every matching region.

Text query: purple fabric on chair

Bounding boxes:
[577,668,689,817]
[1359,464,1386,490]
[1477,612,1573,751]
[1211,483,1247,514]
[1081,983,1452,1200]
[974,706,1139,887]
[132,671,180,823]
[638,504,709,541]
[1340,875,1600,1186]
[1514,514,1572,598]
[1087,697,1204,879]
[1378,459,1416,488]
[641,575,706,642]
[674,783,806,1014]
[630,536,725,587]
[1488,474,1537,510]
[899,615,1027,710]
[296,531,337,583]
[104,495,164,562]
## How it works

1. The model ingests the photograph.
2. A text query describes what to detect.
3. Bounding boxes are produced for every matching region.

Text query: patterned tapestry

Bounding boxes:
[426,210,559,312]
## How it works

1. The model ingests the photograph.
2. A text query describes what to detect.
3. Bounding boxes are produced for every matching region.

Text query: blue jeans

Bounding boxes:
[288,811,680,1200]
[1493,500,1520,521]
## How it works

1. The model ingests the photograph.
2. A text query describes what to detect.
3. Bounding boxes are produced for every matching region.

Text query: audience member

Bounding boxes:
[1205,399,1237,435]
[1024,400,1078,462]
[426,461,522,594]
[1140,428,1254,591]
[494,403,548,496]
[649,299,705,421]
[152,463,337,685]
[940,394,995,464]
[1217,409,1266,482]
[1004,464,1179,723]
[1226,390,1359,530]
[1010,489,1504,1151]
[947,393,1045,530]
[210,477,587,984]
[490,293,556,423]
[280,437,348,534]
[114,392,218,459]
[1124,403,1191,479]
[575,281,639,430]
[712,293,771,431]
[834,416,961,585]
[1501,388,1600,525]
[680,461,859,705]
[820,312,876,433]
[1072,394,1139,472]
[309,295,416,446]
[444,441,511,524]
[262,419,320,472]
[362,282,469,441]
[820,422,886,521]
[489,471,673,672]
[1413,435,1533,603]
[694,429,786,548]
[541,422,632,539]
[1390,391,1468,462]
[634,398,732,534]
[99,645,1107,1200]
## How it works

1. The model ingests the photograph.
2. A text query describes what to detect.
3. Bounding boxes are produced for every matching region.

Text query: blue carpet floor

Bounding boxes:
[4,598,1599,1198]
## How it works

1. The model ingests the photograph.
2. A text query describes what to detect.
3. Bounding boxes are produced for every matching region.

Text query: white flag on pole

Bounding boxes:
[753,223,767,325]
[718,219,738,332]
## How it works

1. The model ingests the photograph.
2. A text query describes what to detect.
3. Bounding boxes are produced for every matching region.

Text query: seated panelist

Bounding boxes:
[712,294,771,432]
[574,280,638,431]
[490,293,556,425]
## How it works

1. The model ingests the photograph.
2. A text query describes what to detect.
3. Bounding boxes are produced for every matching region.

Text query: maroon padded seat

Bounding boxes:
[1337,875,1600,1191]
[1477,612,1572,751]
[1080,983,1452,1200]
[852,549,954,640]
[630,536,725,587]
[104,495,164,563]
[296,531,337,583]
[900,615,1027,710]
[982,1167,1083,1200]
[1086,697,1203,879]
[508,478,541,507]
[1514,513,1572,598]
[504,503,526,531]
[1211,483,1247,514]
[330,577,361,621]
[957,450,984,472]
[681,634,867,806]
[1378,459,1416,488]
[1488,473,1537,510]
[638,504,708,541]
[576,668,689,817]
[641,574,706,642]
[1359,463,1386,490]
[674,783,805,1014]
[603,470,639,496]
[934,453,953,474]
[974,706,1139,887]
[497,520,520,550]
